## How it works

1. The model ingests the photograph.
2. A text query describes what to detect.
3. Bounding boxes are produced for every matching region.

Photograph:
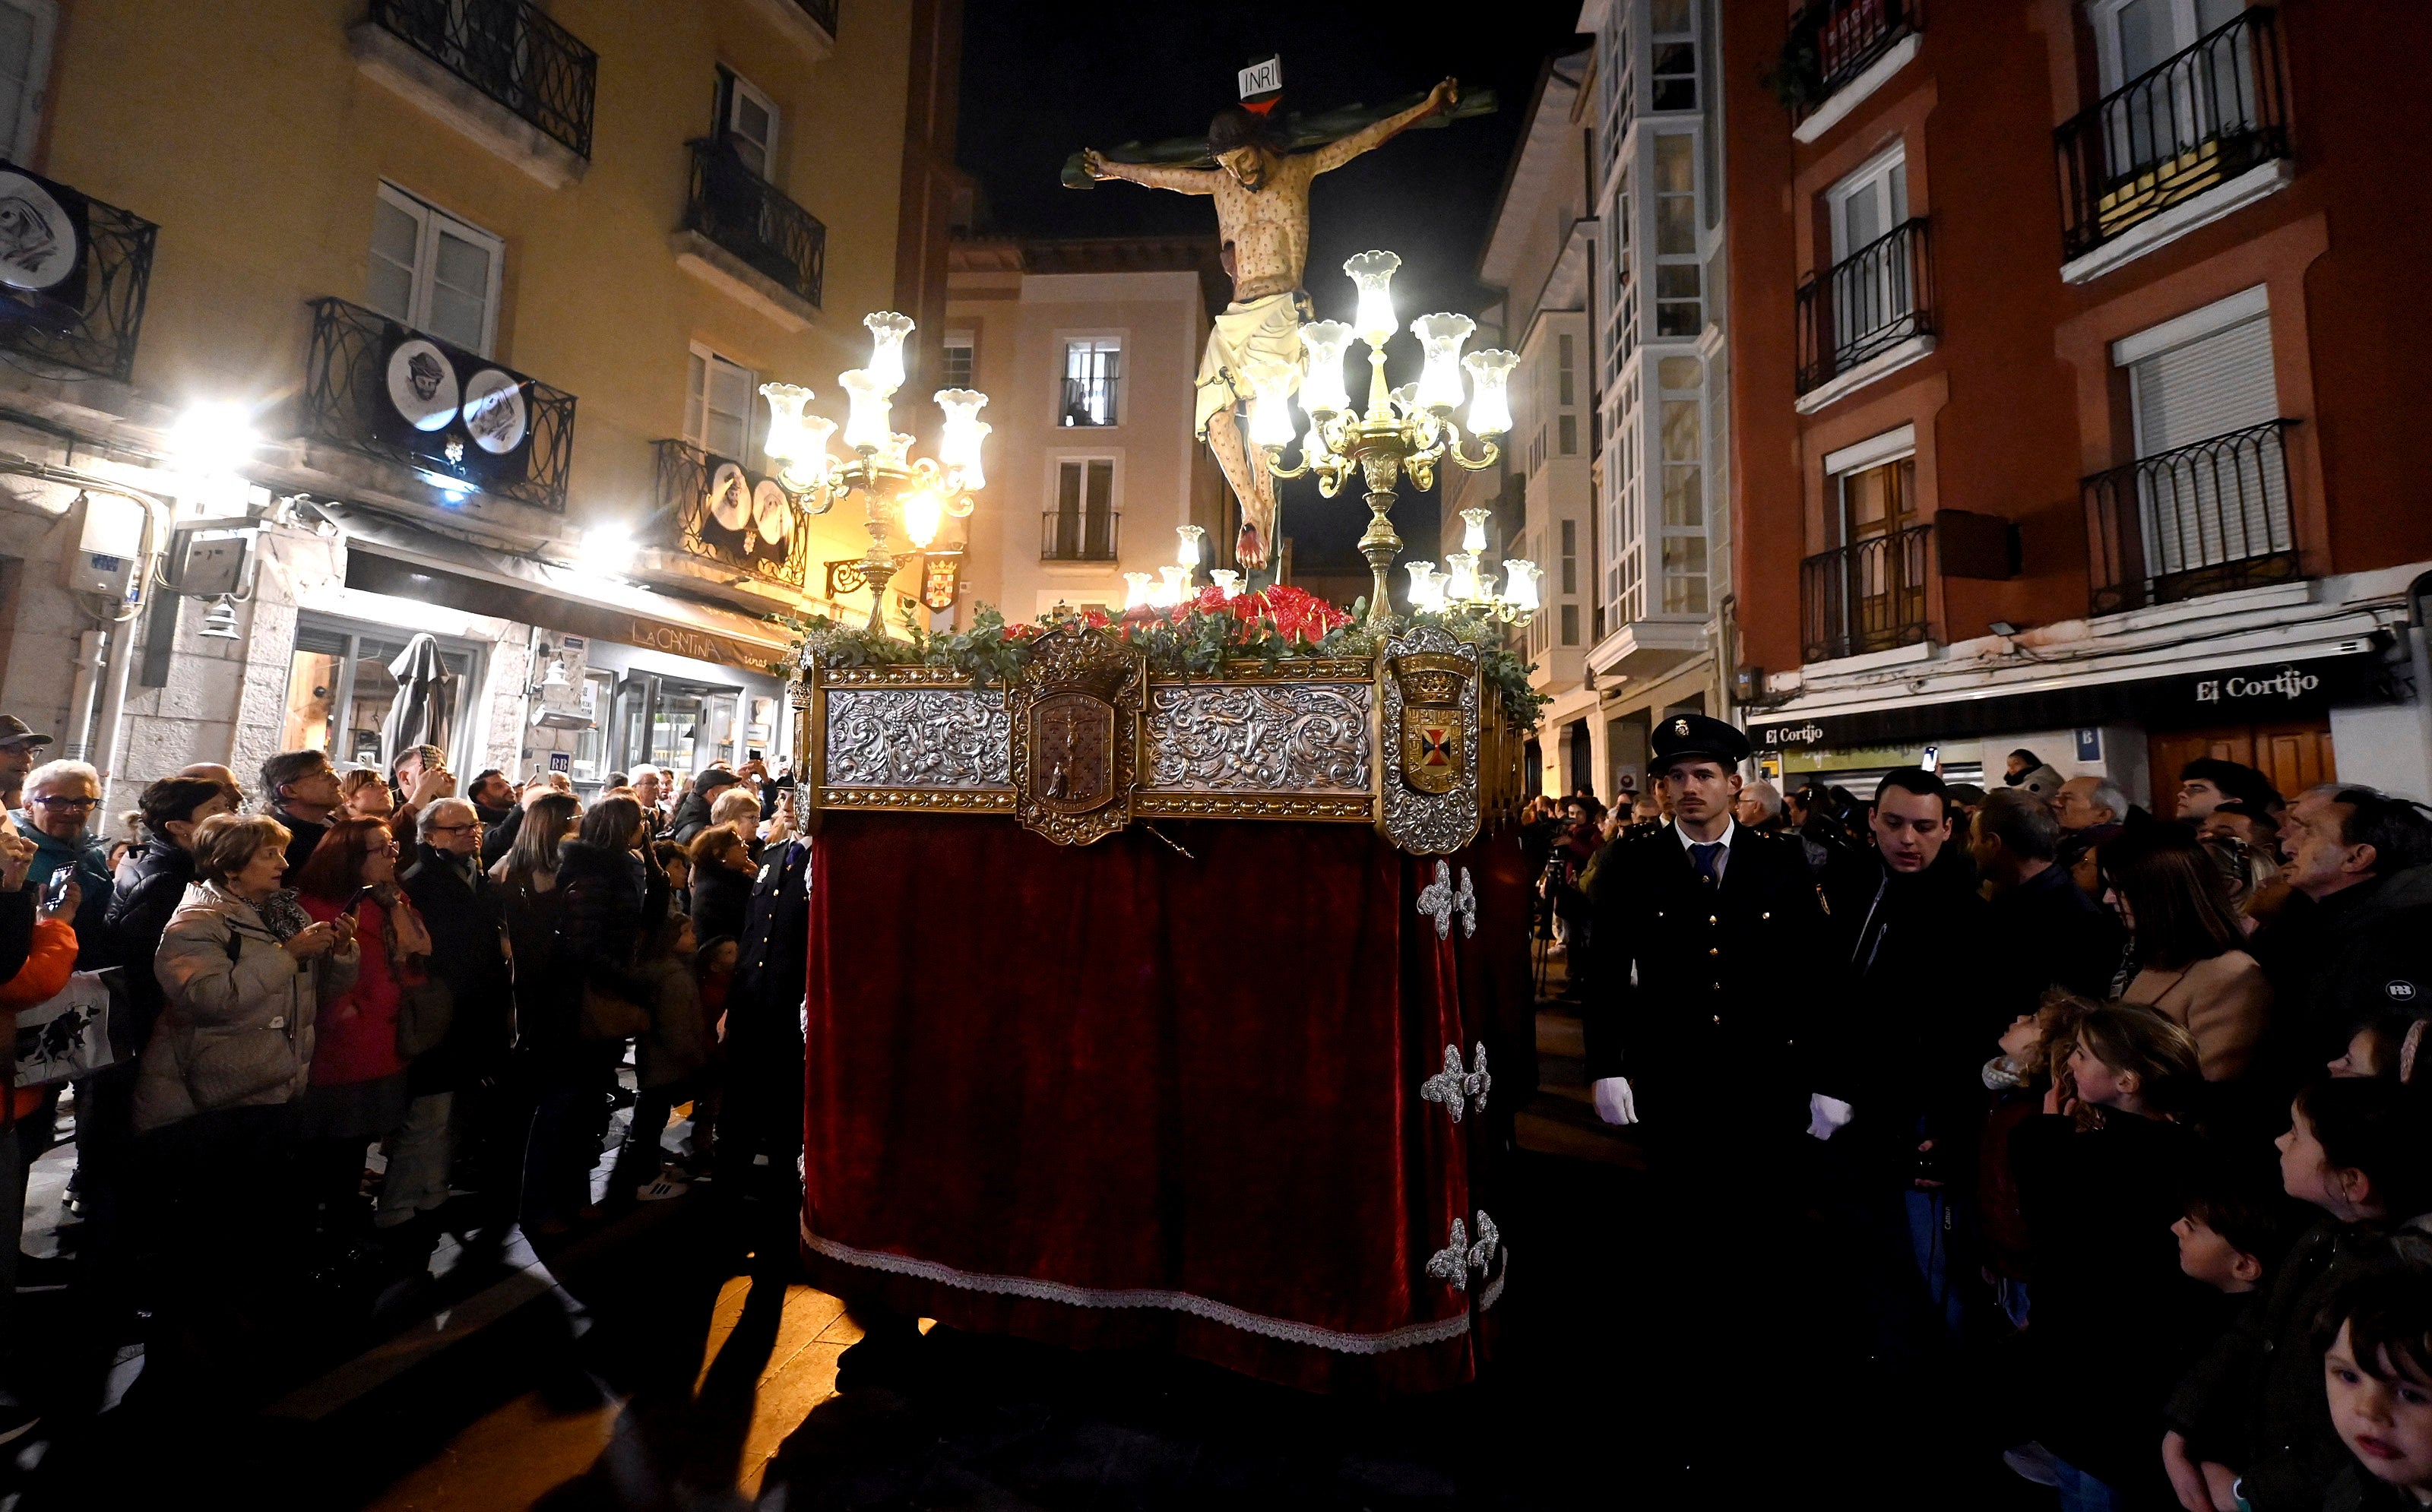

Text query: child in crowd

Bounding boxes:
[2008,1001,2212,1507]
[2316,1259,2432,1510]
[1978,997,2082,1326]
[2329,1016,2430,1083]
[2166,1078,2432,1512]
[2161,1164,2311,1511]
[625,912,711,1201]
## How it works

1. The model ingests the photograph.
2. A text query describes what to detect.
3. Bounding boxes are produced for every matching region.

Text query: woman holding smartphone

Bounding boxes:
[290,818,431,1254]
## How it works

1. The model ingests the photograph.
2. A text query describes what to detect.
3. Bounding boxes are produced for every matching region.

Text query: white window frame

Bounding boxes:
[1045,452,1122,561]
[2109,283,2269,369]
[0,0,56,163]
[1826,141,1909,264]
[684,342,758,460]
[371,182,505,356]
[723,68,781,179]
[941,330,977,391]
[2090,0,2247,94]
[1058,334,1124,429]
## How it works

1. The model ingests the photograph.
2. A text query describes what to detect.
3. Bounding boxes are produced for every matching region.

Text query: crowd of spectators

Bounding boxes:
[1527,745,2432,1510]
[0,726,812,1455]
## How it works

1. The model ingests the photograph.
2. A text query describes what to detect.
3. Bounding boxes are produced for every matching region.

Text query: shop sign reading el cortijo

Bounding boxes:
[1748,645,2393,752]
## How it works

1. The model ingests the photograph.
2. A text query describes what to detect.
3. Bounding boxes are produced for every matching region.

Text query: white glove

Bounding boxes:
[1591,1076,1639,1126]
[1807,1093,1854,1140]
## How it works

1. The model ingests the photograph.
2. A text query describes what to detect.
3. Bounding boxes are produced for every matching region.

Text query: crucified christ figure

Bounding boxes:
[1081,77,1458,571]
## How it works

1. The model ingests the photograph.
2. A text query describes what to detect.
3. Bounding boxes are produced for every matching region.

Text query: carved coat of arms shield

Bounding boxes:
[1392,653,1472,798]
[1009,619,1145,845]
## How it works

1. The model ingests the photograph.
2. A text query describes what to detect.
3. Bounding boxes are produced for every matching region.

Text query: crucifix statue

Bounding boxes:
[1077,74,1464,571]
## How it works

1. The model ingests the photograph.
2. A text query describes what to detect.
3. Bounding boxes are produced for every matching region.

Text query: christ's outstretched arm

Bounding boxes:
[1083,150,1219,195]
[1311,78,1458,174]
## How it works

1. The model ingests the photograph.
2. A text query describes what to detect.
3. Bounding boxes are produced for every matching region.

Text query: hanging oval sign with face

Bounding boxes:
[461,368,528,454]
[752,478,790,546]
[0,172,78,291]
[708,462,751,530]
[386,338,461,432]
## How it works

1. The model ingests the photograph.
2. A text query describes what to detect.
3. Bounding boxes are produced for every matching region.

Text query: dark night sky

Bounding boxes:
[955,0,1589,577]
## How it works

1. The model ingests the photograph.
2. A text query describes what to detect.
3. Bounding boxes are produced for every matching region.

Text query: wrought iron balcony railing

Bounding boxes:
[1787,0,1921,125]
[682,138,827,309]
[366,0,597,160]
[1801,523,1932,663]
[2055,6,2287,261]
[1795,217,1933,394]
[653,439,812,590]
[2084,419,2298,616]
[1040,510,1119,563]
[303,296,578,511]
[0,183,155,383]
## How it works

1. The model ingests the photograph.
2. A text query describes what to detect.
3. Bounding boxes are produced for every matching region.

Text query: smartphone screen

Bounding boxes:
[1921,745,1941,773]
[41,869,71,909]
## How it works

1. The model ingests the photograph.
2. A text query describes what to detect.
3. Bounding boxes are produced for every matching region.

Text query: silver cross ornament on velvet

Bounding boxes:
[1417,860,1457,938]
[1420,1042,1492,1122]
[1427,1210,1502,1293]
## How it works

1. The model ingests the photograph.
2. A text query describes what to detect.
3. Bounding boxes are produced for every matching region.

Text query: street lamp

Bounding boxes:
[1262,251,1518,622]
[761,312,990,629]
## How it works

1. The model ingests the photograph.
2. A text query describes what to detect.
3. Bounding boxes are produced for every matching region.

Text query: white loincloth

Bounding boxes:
[1193,290,1309,438]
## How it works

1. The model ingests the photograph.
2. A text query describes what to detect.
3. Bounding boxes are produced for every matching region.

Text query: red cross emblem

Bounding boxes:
[1419,726,1453,766]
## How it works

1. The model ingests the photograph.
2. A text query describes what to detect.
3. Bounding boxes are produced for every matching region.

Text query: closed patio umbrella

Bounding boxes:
[380,631,458,766]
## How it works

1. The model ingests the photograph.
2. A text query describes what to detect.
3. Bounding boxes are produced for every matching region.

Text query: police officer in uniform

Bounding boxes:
[1584,714,1832,1173]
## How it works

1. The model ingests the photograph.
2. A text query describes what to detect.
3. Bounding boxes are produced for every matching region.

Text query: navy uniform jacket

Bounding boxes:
[1583,821,1834,1133]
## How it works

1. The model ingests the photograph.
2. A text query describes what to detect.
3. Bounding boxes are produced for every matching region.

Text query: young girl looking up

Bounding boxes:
[2009,1001,2210,1507]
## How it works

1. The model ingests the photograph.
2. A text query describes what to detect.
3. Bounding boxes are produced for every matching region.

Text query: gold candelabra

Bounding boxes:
[1255,251,1533,623]
[760,312,990,629]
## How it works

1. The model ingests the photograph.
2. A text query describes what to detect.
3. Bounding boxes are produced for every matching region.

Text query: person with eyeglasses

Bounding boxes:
[398,798,517,1250]
[13,758,116,969]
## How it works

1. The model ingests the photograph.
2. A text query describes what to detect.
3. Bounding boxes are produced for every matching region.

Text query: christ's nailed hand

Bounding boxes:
[1430,78,1460,114]
[1081,149,1112,180]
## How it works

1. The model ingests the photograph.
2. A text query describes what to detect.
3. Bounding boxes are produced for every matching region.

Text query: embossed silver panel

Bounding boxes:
[1143,682,1373,793]
[824,688,1010,789]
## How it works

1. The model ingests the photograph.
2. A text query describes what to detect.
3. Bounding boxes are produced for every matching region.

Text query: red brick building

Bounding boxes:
[1721,0,2432,808]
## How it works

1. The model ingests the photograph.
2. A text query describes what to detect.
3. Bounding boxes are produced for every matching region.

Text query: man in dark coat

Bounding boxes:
[667,767,740,845]
[1810,766,1993,1361]
[1971,786,2124,1015]
[469,769,521,869]
[399,798,518,1235]
[1585,714,1833,1162]
[259,749,343,875]
[2251,786,2432,1088]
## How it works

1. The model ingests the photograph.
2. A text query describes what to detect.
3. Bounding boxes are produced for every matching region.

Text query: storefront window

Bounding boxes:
[616,672,744,778]
[283,618,482,773]
[568,668,616,784]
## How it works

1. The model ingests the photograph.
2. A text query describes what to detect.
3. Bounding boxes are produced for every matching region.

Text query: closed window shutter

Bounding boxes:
[2130,314,2275,454]
[2129,314,2286,575]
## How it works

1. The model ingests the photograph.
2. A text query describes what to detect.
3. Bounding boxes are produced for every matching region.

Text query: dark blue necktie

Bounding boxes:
[1691,841,1723,884]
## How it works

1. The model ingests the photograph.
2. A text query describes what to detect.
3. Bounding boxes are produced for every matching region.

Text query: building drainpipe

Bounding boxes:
[87,498,164,822]
[63,628,105,762]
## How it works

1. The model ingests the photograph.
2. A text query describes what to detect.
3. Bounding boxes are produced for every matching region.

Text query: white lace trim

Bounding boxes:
[801,1221,1506,1355]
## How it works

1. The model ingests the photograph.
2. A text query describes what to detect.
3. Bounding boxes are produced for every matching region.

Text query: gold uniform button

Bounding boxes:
[1762,910,1772,920]
[1708,947,1719,957]
[1707,915,1718,925]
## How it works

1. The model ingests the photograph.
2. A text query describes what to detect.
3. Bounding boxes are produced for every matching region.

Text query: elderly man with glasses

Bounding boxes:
[397,797,518,1247]
[14,758,115,967]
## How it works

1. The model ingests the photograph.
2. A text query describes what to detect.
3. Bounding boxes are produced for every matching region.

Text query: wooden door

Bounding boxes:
[2148,718,2335,818]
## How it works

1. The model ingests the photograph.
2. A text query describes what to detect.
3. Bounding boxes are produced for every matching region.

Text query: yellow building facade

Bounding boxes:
[0,0,961,808]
